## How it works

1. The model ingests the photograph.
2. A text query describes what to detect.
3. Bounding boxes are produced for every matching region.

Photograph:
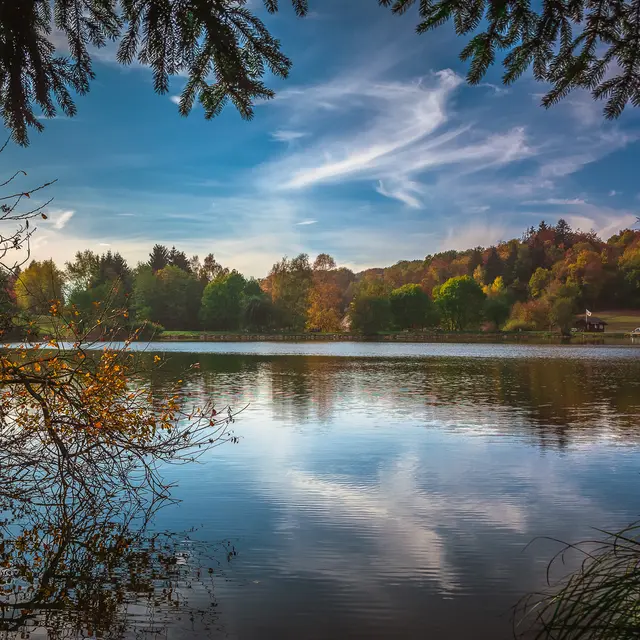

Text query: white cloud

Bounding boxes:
[295,219,317,225]
[376,179,423,209]
[522,198,586,205]
[440,222,508,251]
[52,210,74,230]
[563,206,638,239]
[169,95,181,105]
[271,130,307,143]
[609,190,618,196]
[259,69,532,208]
[36,114,71,121]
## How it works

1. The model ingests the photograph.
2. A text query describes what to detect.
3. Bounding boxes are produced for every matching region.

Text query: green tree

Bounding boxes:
[349,295,392,335]
[550,297,576,335]
[483,247,503,286]
[66,251,132,325]
[148,245,169,273]
[483,296,511,329]
[389,283,438,330]
[242,294,275,332]
[267,254,312,331]
[14,260,65,314]
[168,247,191,273]
[433,276,485,331]
[65,250,100,291]
[200,271,247,331]
[0,270,18,335]
[529,267,552,299]
[67,282,117,329]
[133,265,202,330]
[244,278,263,298]
[132,265,160,323]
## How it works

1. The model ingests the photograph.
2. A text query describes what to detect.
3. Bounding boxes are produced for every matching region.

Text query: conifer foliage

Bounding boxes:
[1,0,637,146]
[380,0,640,119]
[0,0,308,145]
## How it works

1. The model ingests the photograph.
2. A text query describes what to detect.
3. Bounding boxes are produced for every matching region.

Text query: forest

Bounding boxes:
[4,219,640,337]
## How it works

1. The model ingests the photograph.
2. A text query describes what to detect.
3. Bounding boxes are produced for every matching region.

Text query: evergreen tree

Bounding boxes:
[168,247,191,273]
[555,219,573,248]
[149,245,169,273]
[483,247,503,286]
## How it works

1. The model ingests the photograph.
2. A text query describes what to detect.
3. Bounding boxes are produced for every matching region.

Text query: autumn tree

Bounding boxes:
[618,243,640,305]
[482,277,511,329]
[306,254,344,333]
[504,298,552,331]
[313,253,337,271]
[433,276,485,331]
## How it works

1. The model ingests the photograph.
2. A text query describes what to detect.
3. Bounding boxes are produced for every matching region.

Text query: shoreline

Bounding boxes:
[157,331,638,345]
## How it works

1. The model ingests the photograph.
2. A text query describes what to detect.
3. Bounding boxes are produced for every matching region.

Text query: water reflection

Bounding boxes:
[0,476,234,639]
[144,350,640,449]
[6,345,640,639]
[138,347,640,638]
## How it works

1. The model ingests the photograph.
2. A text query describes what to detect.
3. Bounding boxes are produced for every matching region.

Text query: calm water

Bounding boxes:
[119,342,640,639]
[10,342,640,638]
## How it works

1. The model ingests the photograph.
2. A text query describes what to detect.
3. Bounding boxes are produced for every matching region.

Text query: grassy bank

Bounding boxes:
[158,329,637,344]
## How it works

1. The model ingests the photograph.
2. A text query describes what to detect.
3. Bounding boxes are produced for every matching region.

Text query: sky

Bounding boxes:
[3,0,639,277]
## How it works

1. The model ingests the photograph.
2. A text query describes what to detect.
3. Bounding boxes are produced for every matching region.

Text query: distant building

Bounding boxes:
[575,316,608,332]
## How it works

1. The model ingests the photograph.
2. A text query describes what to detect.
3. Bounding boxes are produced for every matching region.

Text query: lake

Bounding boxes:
[113,342,638,639]
[10,342,640,638]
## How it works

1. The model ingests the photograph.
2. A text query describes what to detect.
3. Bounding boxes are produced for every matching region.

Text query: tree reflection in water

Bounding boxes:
[0,471,235,639]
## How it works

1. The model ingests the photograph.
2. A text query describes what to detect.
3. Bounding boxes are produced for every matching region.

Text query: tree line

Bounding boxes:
[3,219,640,336]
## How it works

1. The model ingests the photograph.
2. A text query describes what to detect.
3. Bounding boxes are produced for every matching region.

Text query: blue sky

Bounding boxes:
[3,0,639,276]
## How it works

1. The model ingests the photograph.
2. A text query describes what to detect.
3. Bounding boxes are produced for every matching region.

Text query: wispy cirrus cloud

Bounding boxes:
[257,69,532,208]
[50,209,75,230]
[271,129,308,143]
[522,198,586,205]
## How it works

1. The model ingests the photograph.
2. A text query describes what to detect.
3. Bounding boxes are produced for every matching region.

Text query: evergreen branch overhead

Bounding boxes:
[0,0,638,146]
